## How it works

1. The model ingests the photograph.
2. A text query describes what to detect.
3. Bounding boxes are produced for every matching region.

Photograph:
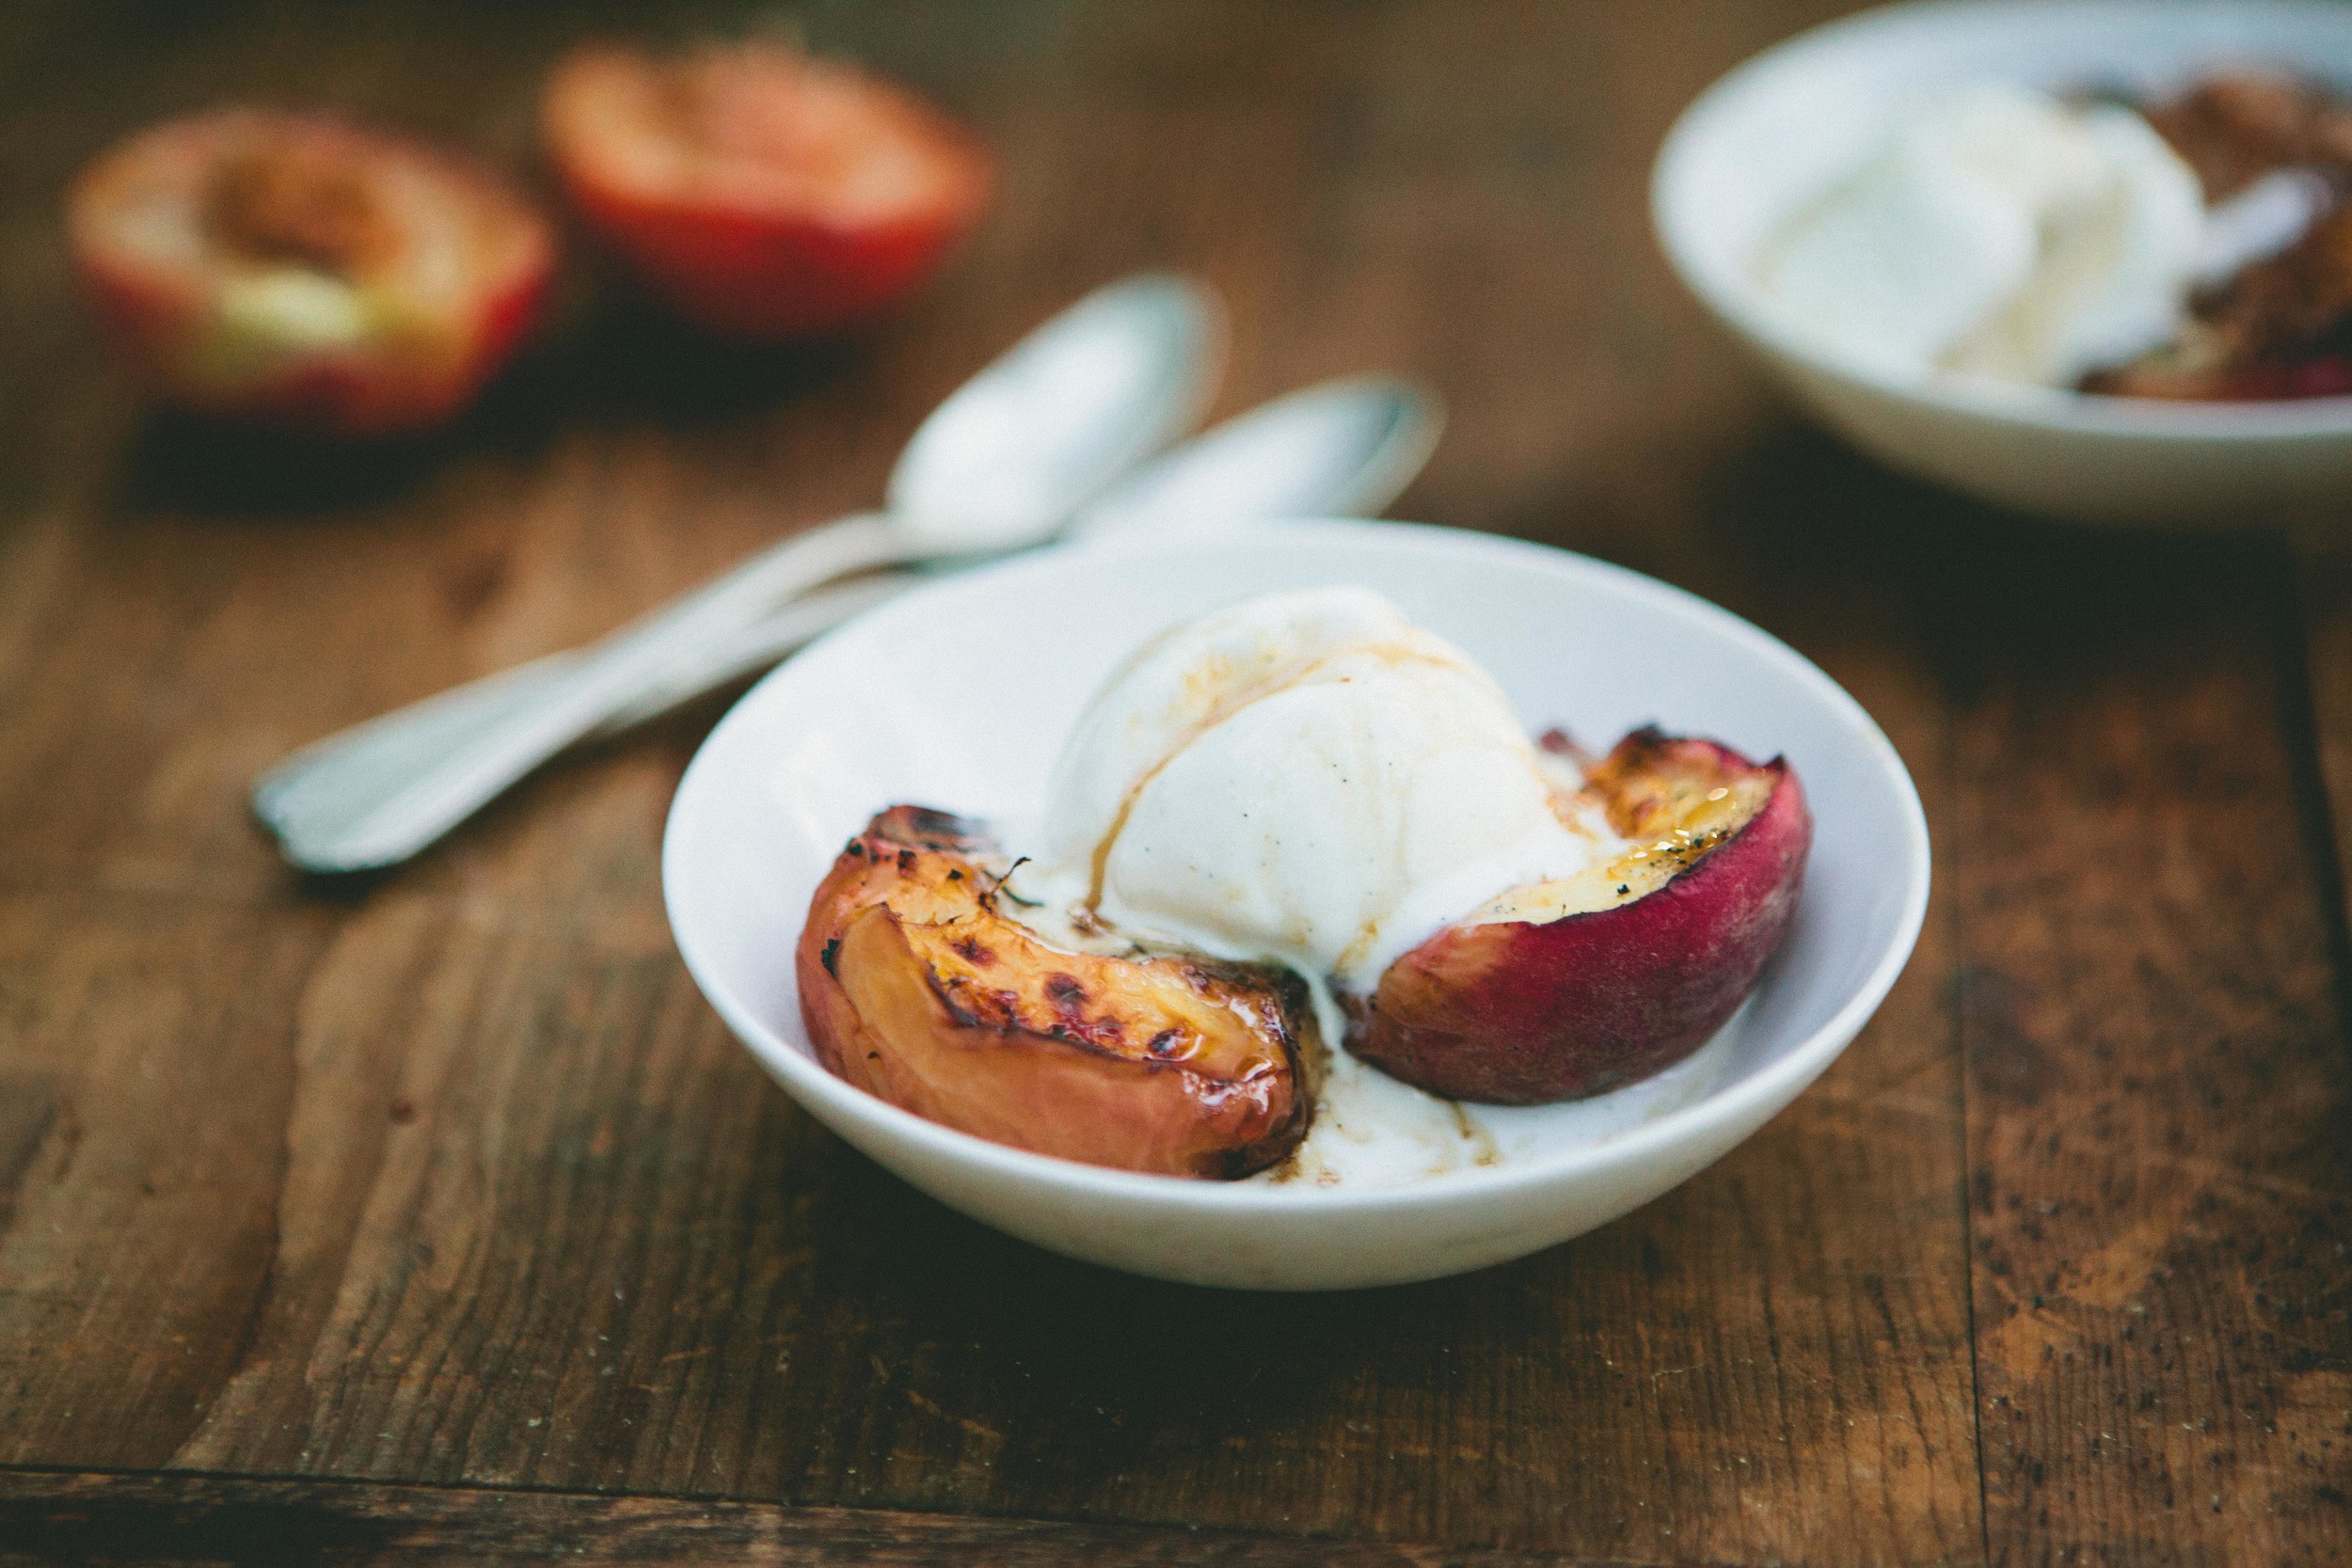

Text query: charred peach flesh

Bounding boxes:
[797,807,1309,1179]
[1350,729,1811,1104]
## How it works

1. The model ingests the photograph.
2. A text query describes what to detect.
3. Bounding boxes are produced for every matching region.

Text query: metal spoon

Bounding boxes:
[257,376,1440,876]
[254,274,1224,874]
[1067,374,1442,542]
[599,374,1443,726]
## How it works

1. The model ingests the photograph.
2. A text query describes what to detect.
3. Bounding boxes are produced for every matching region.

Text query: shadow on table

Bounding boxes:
[812,1151,1499,1440]
[117,289,861,521]
[1456,399,2252,597]
[1681,421,2301,708]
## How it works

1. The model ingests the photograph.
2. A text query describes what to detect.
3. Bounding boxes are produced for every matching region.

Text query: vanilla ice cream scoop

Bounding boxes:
[1026,587,1613,994]
[1756,84,2206,387]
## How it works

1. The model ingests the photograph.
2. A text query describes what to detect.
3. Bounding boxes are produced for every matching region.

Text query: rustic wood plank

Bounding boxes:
[0,1470,1652,1568]
[0,1,1988,1564]
[1951,521,2352,1565]
[0,895,336,1467]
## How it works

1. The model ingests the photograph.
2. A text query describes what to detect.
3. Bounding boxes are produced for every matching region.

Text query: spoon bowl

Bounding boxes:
[891,274,1226,553]
[1069,376,1442,541]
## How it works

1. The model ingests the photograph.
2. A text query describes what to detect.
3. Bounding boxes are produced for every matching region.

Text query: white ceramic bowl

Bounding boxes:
[662,520,1930,1290]
[1653,0,2352,526]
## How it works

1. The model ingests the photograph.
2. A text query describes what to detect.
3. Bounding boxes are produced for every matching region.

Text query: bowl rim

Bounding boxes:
[662,517,1933,1215]
[1650,0,2352,442]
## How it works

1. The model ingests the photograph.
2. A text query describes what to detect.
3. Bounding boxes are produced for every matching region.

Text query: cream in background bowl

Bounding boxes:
[1652,0,2352,526]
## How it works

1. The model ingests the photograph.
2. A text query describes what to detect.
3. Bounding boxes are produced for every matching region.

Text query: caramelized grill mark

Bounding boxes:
[868,804,986,853]
[804,812,1309,1179]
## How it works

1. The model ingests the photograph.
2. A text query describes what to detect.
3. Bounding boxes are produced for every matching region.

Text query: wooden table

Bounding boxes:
[2,2,2347,1563]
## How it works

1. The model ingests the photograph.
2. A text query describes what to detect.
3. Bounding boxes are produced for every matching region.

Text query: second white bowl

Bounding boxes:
[1653,0,2352,526]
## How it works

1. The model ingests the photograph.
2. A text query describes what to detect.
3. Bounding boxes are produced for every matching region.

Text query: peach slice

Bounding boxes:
[1349,729,1811,1104]
[797,806,1309,1179]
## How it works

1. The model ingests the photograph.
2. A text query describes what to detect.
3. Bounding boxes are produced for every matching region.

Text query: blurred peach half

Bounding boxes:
[69,107,554,435]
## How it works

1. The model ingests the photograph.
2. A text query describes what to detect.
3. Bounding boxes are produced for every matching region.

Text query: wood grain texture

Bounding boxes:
[0,896,335,1465]
[1957,525,2352,1566]
[0,0,2345,1563]
[0,1470,1643,1568]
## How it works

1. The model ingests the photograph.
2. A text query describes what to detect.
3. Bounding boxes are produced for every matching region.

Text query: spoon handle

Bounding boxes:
[253,575,917,867]
[597,573,916,730]
[256,514,908,872]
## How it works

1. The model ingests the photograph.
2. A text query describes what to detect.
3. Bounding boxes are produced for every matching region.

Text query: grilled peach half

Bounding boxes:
[797,806,1309,1179]
[1350,729,1811,1104]
[69,109,553,434]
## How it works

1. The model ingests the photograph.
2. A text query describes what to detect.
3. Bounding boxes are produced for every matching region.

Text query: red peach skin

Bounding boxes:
[1352,736,1811,1104]
[556,164,981,340]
